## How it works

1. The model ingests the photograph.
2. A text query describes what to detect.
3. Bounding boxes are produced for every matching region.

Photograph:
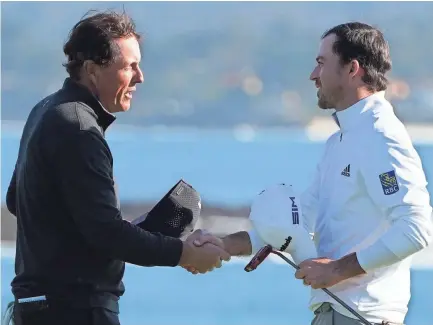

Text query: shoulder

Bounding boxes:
[358,102,421,167]
[45,100,101,133]
[40,99,108,155]
[363,106,414,154]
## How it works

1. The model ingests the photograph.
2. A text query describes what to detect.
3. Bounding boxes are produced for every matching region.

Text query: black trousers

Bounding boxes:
[11,296,120,325]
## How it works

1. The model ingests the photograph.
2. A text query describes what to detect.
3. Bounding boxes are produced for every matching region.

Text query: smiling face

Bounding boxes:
[309,33,347,110]
[91,36,144,113]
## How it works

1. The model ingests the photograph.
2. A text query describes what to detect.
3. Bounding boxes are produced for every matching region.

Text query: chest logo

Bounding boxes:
[341,164,351,177]
[379,170,400,195]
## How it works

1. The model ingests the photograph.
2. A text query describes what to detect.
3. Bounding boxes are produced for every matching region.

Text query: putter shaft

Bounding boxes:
[272,251,372,325]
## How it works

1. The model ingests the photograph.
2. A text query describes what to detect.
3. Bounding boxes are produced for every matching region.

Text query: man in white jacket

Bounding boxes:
[190,22,433,325]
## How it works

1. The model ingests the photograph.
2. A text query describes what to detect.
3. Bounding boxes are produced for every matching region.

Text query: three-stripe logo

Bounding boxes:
[341,164,351,177]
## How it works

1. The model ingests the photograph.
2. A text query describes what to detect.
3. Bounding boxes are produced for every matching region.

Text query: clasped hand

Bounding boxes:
[294,257,344,289]
[179,229,230,274]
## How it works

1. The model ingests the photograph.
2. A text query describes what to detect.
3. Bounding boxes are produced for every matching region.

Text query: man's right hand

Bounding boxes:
[183,231,253,275]
[178,230,231,274]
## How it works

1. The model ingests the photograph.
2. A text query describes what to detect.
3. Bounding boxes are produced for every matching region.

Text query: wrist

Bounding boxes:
[222,231,252,256]
[222,236,233,255]
[178,241,193,267]
[330,260,349,283]
[333,252,366,281]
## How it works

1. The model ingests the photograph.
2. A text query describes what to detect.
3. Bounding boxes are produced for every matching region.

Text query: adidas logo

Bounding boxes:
[341,164,351,177]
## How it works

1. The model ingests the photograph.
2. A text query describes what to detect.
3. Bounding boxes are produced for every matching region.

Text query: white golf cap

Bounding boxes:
[248,183,317,264]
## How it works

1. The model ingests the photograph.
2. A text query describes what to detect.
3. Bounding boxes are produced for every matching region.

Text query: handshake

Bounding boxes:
[145,180,318,276]
[176,183,319,275]
[167,183,357,294]
[178,229,235,274]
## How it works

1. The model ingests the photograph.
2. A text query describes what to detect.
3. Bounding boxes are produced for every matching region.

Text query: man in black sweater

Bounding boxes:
[5,10,229,325]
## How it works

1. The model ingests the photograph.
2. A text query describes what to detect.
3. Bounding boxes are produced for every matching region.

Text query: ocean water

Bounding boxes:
[2,125,433,206]
[1,125,433,324]
[1,254,433,325]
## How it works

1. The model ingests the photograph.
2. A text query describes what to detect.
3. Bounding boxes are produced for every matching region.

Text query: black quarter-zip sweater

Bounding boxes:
[6,78,183,300]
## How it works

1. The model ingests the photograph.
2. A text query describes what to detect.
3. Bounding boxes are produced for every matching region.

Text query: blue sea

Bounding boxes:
[2,124,433,207]
[1,124,433,324]
[1,253,433,325]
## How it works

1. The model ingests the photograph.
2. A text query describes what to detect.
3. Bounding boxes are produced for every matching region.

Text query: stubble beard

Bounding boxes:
[317,90,332,110]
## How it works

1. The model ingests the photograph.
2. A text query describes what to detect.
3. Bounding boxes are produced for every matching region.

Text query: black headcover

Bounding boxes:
[131,179,201,239]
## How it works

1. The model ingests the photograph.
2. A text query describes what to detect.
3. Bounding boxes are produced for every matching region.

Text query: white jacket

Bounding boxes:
[249,92,433,323]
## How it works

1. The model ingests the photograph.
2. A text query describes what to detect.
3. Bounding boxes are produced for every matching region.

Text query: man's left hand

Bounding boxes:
[294,257,344,289]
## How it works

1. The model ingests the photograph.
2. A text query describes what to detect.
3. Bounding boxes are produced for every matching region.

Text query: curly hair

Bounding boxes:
[63,9,141,80]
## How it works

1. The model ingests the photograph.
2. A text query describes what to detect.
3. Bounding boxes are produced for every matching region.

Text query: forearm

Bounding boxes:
[356,208,433,272]
[222,231,253,256]
[67,191,184,266]
[334,252,366,281]
[78,211,184,267]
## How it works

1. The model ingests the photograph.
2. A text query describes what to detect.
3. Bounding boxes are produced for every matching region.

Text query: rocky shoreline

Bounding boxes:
[1,202,252,242]
[3,203,433,268]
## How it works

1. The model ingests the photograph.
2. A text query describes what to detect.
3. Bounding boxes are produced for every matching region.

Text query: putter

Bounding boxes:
[244,243,372,325]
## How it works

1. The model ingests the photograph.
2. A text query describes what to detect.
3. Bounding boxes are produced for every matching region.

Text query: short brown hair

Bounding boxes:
[322,22,392,92]
[63,9,140,80]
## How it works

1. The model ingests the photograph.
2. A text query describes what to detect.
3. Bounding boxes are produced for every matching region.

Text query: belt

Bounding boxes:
[314,302,334,315]
[13,292,119,313]
[314,303,403,325]
[2,293,119,325]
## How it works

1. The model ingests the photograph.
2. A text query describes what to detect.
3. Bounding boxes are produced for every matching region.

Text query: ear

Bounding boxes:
[348,60,363,79]
[83,60,99,86]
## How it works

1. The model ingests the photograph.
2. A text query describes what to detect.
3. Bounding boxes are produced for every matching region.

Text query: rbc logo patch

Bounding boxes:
[379,170,399,195]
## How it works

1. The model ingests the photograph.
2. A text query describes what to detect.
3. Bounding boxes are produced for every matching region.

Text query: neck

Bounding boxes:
[76,78,98,98]
[75,78,111,112]
[334,87,376,112]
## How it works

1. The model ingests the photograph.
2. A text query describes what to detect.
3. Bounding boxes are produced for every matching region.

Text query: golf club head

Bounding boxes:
[244,244,273,272]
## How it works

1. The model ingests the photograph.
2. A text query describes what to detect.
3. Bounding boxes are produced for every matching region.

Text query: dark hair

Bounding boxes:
[63,9,140,80]
[322,22,392,92]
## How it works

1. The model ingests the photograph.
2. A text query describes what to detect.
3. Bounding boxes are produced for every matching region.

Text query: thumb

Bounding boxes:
[193,239,202,246]
[217,247,231,262]
[192,229,210,246]
[194,234,220,247]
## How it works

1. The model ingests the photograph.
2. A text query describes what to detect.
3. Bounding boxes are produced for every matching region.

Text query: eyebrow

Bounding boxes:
[124,58,141,65]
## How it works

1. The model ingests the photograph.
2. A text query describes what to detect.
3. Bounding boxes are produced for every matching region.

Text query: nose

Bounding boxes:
[310,66,319,82]
[134,65,144,84]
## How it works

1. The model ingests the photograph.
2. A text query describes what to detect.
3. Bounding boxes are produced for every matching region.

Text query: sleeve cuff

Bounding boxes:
[247,229,266,254]
[160,237,184,267]
[356,239,399,272]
